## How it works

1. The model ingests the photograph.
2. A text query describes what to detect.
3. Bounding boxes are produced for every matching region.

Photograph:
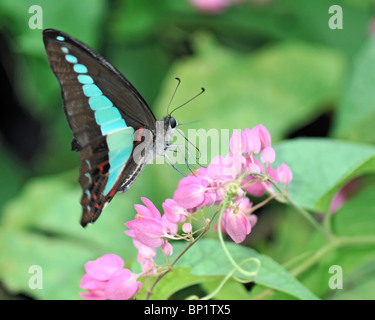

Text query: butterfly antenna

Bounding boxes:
[176,128,202,166]
[177,119,200,126]
[164,152,187,177]
[166,77,181,115]
[170,87,205,116]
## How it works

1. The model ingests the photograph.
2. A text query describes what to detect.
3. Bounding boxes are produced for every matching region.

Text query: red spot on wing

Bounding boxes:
[108,189,117,198]
[136,127,144,143]
[98,161,109,173]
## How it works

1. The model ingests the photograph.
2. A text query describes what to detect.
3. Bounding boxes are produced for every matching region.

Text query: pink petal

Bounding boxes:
[237,197,253,214]
[173,176,206,209]
[182,223,192,233]
[80,274,107,290]
[223,210,251,244]
[79,289,106,300]
[253,124,271,149]
[161,215,178,234]
[84,254,124,281]
[133,239,157,261]
[248,214,258,227]
[162,199,187,223]
[134,204,152,218]
[230,129,244,154]
[132,219,166,248]
[242,128,261,155]
[260,146,275,164]
[141,197,162,219]
[161,241,174,257]
[242,177,266,197]
[277,163,293,185]
[105,269,142,300]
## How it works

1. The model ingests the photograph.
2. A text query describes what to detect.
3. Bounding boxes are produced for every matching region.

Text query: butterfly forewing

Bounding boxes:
[43,29,157,226]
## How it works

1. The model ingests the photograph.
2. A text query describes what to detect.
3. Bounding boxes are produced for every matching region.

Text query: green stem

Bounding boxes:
[146,210,221,300]
[217,203,260,278]
[290,235,375,277]
[249,172,329,239]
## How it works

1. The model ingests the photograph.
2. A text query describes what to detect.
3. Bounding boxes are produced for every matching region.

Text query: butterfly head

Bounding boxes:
[163,114,178,143]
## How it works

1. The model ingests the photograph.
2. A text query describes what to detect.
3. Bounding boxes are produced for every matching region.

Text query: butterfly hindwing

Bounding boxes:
[43,29,157,226]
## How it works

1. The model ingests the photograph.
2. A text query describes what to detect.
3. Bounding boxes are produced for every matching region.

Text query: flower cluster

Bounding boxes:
[79,254,142,300]
[124,197,191,274]
[80,124,293,300]
[173,125,292,243]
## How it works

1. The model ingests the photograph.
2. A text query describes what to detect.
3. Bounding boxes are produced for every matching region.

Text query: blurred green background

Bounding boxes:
[0,0,375,300]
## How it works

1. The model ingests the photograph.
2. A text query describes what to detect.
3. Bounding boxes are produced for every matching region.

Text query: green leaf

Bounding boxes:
[332,38,375,143]
[274,138,375,213]
[200,278,251,300]
[146,267,217,300]
[162,239,318,300]
[0,145,27,212]
[332,183,375,236]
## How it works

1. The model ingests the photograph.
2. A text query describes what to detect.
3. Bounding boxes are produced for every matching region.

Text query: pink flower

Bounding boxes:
[242,157,266,196]
[207,155,234,181]
[230,129,244,154]
[134,197,161,220]
[253,124,272,150]
[248,214,258,228]
[133,239,156,262]
[133,239,157,274]
[243,179,266,197]
[105,269,142,300]
[79,254,142,300]
[173,176,215,209]
[237,196,253,214]
[182,223,192,233]
[125,217,167,248]
[84,253,124,280]
[221,198,253,244]
[243,156,262,174]
[161,241,174,257]
[242,128,261,155]
[162,199,188,223]
[224,153,244,178]
[161,214,178,234]
[277,163,293,185]
[125,198,169,248]
[329,178,361,214]
[260,146,275,164]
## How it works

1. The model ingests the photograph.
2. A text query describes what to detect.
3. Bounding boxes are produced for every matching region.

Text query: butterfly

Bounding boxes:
[43,29,179,227]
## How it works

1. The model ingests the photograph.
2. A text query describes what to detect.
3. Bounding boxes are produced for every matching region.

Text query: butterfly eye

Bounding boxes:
[169,117,177,129]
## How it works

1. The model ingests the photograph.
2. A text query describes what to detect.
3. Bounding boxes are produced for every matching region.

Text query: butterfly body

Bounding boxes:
[43,29,177,227]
